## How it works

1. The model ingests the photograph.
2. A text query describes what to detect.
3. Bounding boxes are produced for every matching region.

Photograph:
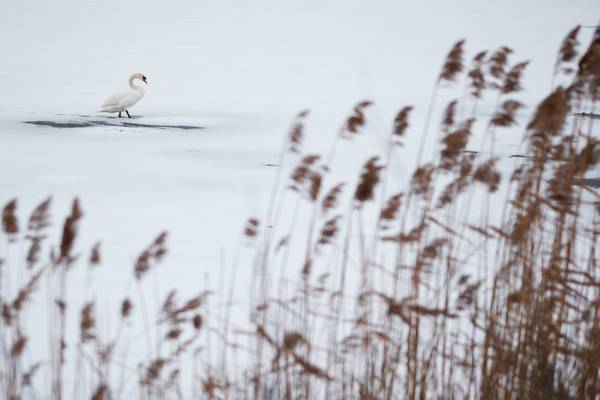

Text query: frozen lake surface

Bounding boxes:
[1,0,600,397]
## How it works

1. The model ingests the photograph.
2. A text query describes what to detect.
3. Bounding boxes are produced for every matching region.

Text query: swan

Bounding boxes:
[100,73,148,118]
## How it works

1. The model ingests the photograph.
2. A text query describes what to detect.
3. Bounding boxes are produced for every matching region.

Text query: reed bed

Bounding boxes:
[1,28,600,399]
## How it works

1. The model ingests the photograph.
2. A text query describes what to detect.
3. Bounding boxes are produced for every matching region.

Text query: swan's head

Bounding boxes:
[132,73,148,85]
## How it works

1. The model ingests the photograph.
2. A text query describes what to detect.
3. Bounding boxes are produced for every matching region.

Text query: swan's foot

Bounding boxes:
[126,110,131,118]
[118,112,122,118]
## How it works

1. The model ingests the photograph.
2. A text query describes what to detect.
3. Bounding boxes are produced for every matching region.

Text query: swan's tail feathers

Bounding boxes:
[99,105,120,113]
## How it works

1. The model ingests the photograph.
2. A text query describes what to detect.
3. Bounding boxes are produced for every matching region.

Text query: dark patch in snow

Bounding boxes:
[24,120,92,128]
[463,150,478,155]
[571,112,600,120]
[121,122,203,130]
[558,177,600,189]
[509,154,530,158]
[23,120,204,131]
[582,178,600,189]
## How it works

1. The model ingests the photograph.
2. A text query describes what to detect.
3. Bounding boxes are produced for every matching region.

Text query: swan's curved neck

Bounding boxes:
[128,76,143,90]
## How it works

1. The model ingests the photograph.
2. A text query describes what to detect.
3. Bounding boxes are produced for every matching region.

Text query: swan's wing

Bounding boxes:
[100,89,144,112]
[102,89,129,108]
[116,90,144,109]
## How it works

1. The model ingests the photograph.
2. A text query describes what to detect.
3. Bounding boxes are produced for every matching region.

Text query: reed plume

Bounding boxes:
[354,156,384,206]
[441,100,458,132]
[341,101,373,138]
[26,197,51,268]
[472,158,501,192]
[320,182,345,216]
[527,87,569,135]
[288,110,310,153]
[80,302,96,342]
[436,154,475,208]
[2,199,18,239]
[379,193,403,228]
[576,35,600,96]
[134,231,168,280]
[439,39,466,82]
[89,242,101,266]
[500,61,529,94]
[58,198,82,265]
[439,119,474,171]
[491,100,524,127]
[289,154,322,201]
[244,218,260,238]
[410,163,435,196]
[120,298,133,318]
[392,106,413,145]
[468,51,488,98]
[316,215,341,248]
[488,46,513,81]
[27,197,51,232]
[555,25,581,73]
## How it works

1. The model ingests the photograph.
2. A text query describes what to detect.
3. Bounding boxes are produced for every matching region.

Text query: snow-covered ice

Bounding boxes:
[1,0,600,396]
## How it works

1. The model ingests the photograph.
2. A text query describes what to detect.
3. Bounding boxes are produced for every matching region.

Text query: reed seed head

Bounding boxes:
[59,198,83,264]
[354,156,384,206]
[134,231,168,280]
[488,46,513,81]
[244,218,260,238]
[341,100,373,138]
[89,241,101,266]
[2,199,18,238]
[491,100,524,127]
[27,197,51,232]
[557,25,581,67]
[527,87,569,135]
[10,333,27,358]
[289,154,322,201]
[410,163,435,196]
[392,106,413,145]
[379,193,403,228]
[317,215,341,248]
[500,61,529,94]
[440,119,474,171]
[121,298,133,318]
[442,100,458,133]
[321,182,345,216]
[288,109,309,153]
[439,39,466,83]
[468,51,488,98]
[473,159,501,192]
[80,302,96,342]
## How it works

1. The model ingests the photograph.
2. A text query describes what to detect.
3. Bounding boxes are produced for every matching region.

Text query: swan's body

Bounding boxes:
[100,73,147,118]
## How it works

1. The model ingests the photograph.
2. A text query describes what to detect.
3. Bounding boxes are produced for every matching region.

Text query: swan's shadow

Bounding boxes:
[23,119,204,131]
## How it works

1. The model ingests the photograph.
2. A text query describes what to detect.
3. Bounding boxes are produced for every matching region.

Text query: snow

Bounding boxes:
[1,0,599,396]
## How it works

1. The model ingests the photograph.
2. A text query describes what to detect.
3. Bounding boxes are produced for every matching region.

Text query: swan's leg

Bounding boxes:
[125,110,131,118]
[118,112,122,118]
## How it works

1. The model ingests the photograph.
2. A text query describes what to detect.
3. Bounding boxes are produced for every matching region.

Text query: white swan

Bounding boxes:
[100,73,148,118]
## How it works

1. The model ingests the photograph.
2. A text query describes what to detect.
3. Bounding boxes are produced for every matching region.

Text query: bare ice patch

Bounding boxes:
[581,178,600,189]
[23,118,204,131]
